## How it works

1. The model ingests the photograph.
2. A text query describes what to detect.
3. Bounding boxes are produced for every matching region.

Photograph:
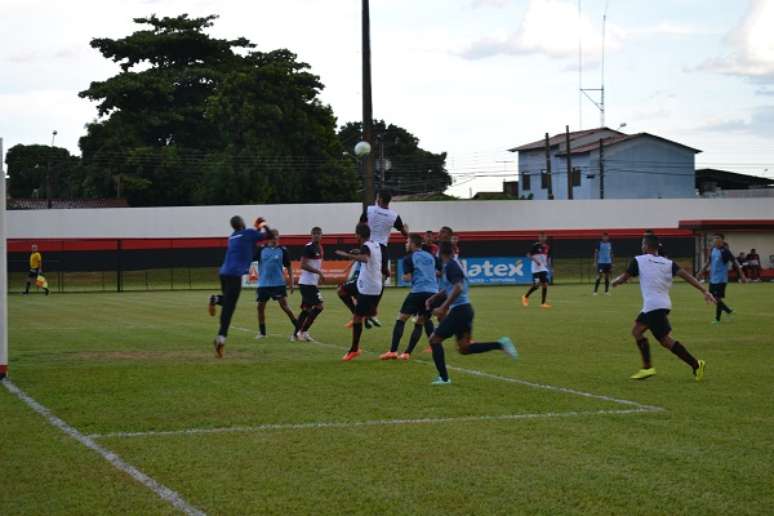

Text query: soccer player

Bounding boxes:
[208,216,271,358]
[255,230,298,339]
[423,230,439,256]
[700,233,747,323]
[295,227,325,342]
[24,244,49,295]
[423,241,517,385]
[612,234,714,381]
[593,232,614,295]
[336,224,383,361]
[379,234,439,361]
[521,237,551,308]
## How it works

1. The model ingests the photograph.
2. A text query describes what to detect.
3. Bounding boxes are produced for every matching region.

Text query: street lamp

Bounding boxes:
[51,130,58,147]
[616,122,627,131]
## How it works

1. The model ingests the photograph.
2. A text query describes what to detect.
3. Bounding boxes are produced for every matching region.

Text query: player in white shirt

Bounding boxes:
[294,227,325,342]
[521,239,551,308]
[335,224,383,362]
[612,234,715,381]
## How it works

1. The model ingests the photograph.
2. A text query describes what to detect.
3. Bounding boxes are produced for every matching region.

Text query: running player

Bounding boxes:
[423,241,517,385]
[522,237,551,308]
[380,234,439,361]
[295,227,325,342]
[336,224,383,361]
[255,229,298,339]
[700,233,747,323]
[208,216,271,358]
[612,234,713,381]
[593,232,614,295]
[24,244,49,295]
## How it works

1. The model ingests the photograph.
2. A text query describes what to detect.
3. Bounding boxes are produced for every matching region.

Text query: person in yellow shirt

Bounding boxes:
[24,244,49,295]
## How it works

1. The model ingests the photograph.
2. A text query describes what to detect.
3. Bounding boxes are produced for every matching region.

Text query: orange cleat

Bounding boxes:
[398,352,411,361]
[521,295,529,307]
[208,295,217,317]
[380,351,398,360]
[540,303,552,309]
[344,319,354,328]
[341,350,361,362]
[422,346,432,354]
[213,339,224,359]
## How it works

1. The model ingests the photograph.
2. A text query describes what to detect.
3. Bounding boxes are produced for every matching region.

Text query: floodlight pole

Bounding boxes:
[362,0,375,209]
[1,137,8,379]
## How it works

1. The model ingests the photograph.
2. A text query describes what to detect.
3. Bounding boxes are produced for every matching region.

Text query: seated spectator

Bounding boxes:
[737,251,749,277]
[746,249,761,281]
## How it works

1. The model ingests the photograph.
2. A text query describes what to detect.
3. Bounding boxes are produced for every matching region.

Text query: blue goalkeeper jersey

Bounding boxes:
[219,228,269,277]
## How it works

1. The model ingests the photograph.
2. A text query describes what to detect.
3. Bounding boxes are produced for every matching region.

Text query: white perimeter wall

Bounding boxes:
[5,198,774,239]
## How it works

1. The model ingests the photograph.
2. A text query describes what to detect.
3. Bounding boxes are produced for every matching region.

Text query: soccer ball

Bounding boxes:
[354,141,372,158]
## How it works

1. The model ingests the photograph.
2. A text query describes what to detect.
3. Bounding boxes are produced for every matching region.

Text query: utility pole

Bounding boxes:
[544,132,553,200]
[0,137,7,379]
[362,0,375,208]
[599,138,605,199]
[565,125,573,200]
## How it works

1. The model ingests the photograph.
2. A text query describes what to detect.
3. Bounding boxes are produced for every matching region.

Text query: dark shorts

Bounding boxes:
[257,285,287,302]
[338,280,358,297]
[28,269,40,280]
[379,244,390,277]
[709,283,727,299]
[355,293,380,317]
[434,304,474,340]
[299,284,323,308]
[400,292,434,317]
[636,309,672,340]
[597,263,612,273]
[532,271,549,285]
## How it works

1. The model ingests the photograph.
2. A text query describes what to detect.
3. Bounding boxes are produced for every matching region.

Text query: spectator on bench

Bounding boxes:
[745,249,761,282]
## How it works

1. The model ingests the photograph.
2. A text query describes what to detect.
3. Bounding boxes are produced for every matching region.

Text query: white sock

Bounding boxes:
[216,335,226,344]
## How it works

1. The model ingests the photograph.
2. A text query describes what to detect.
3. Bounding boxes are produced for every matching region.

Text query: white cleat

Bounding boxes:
[255,333,266,340]
[300,332,315,342]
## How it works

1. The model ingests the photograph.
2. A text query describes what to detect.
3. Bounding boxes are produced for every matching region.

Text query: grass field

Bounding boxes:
[2,283,773,515]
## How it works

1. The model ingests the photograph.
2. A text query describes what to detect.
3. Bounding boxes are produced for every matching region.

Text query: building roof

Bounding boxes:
[557,132,702,156]
[508,127,623,152]
[695,168,774,190]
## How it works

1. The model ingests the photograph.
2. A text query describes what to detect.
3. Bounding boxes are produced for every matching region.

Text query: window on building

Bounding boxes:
[540,172,550,189]
[522,174,531,191]
[572,168,582,187]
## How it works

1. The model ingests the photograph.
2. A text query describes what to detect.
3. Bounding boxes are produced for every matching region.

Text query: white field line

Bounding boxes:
[2,379,206,516]
[88,408,657,440]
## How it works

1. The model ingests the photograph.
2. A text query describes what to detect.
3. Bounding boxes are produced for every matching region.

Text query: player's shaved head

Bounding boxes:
[642,234,660,252]
[377,190,392,206]
[356,223,371,240]
[409,234,423,247]
[230,216,245,230]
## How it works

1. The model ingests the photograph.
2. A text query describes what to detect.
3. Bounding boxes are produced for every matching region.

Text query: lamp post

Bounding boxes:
[361,0,375,207]
[47,130,57,209]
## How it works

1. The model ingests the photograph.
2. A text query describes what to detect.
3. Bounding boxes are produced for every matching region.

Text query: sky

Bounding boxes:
[1,0,773,197]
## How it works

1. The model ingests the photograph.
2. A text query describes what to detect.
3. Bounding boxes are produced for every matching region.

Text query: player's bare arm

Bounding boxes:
[335,249,369,263]
[611,272,631,287]
[434,282,463,318]
[675,268,716,304]
[300,256,325,282]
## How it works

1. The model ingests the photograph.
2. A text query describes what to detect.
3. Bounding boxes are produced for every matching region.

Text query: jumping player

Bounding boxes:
[24,244,49,296]
[255,230,298,339]
[379,234,439,361]
[612,234,713,381]
[423,241,517,385]
[295,227,325,342]
[336,224,383,361]
[593,232,614,295]
[522,237,551,308]
[700,233,746,323]
[208,216,271,358]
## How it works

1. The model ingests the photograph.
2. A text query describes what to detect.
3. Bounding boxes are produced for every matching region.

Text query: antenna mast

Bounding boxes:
[580,1,608,128]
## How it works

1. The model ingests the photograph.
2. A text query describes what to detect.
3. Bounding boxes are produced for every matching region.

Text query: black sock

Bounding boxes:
[215,295,223,306]
[466,341,502,354]
[604,278,610,293]
[296,310,309,335]
[431,342,448,381]
[594,278,601,292]
[390,319,406,352]
[670,341,699,370]
[302,307,323,332]
[259,323,266,336]
[339,295,356,314]
[525,286,538,298]
[715,304,722,321]
[350,322,363,352]
[718,300,732,314]
[424,319,434,337]
[636,338,652,368]
[287,313,299,332]
[541,287,547,304]
[405,323,424,354]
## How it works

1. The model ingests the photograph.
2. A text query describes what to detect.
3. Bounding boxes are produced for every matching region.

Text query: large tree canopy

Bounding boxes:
[78,14,357,206]
[338,120,451,196]
[5,144,83,200]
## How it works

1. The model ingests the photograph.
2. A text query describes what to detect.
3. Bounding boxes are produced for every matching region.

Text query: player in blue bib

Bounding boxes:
[700,233,747,323]
[255,230,298,339]
[423,241,518,385]
[380,234,440,361]
[593,232,614,295]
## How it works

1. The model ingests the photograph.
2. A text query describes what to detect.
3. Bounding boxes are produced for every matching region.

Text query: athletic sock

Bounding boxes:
[340,295,356,314]
[405,323,424,354]
[467,341,502,354]
[525,286,538,298]
[390,319,406,352]
[24,282,30,294]
[431,342,448,381]
[670,341,699,370]
[302,307,322,332]
[424,319,434,337]
[350,322,363,353]
[715,304,722,322]
[636,338,652,368]
[259,323,266,336]
[594,278,601,293]
[541,287,547,304]
[604,279,610,293]
[296,310,309,335]
[214,295,223,306]
[718,300,732,314]
[287,313,299,332]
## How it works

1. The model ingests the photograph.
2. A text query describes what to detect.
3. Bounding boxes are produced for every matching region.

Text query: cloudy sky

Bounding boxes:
[2,0,773,196]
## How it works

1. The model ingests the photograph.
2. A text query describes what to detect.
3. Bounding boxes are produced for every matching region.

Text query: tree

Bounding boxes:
[338,120,451,196]
[78,14,357,206]
[5,144,83,200]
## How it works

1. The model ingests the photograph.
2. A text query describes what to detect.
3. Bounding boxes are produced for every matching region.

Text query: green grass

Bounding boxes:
[3,284,773,515]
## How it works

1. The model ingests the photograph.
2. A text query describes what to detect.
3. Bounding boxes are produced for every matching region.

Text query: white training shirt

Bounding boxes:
[529,243,549,273]
[356,241,383,296]
[628,253,680,313]
[365,205,399,246]
[298,241,323,286]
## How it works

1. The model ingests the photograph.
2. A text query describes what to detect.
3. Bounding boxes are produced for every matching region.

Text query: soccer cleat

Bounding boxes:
[379,351,398,360]
[289,333,300,342]
[694,360,706,382]
[711,320,721,325]
[431,376,451,385]
[208,295,217,316]
[521,295,529,307]
[605,292,611,296]
[499,337,518,360]
[398,352,411,361]
[344,319,354,329]
[630,368,656,380]
[255,333,267,340]
[540,303,552,309]
[422,346,432,354]
[364,319,373,330]
[341,350,361,361]
[299,332,314,342]
[213,339,225,359]
[593,292,598,296]
[369,317,382,328]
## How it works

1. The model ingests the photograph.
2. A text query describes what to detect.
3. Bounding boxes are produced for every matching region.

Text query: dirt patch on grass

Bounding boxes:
[73,350,256,362]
